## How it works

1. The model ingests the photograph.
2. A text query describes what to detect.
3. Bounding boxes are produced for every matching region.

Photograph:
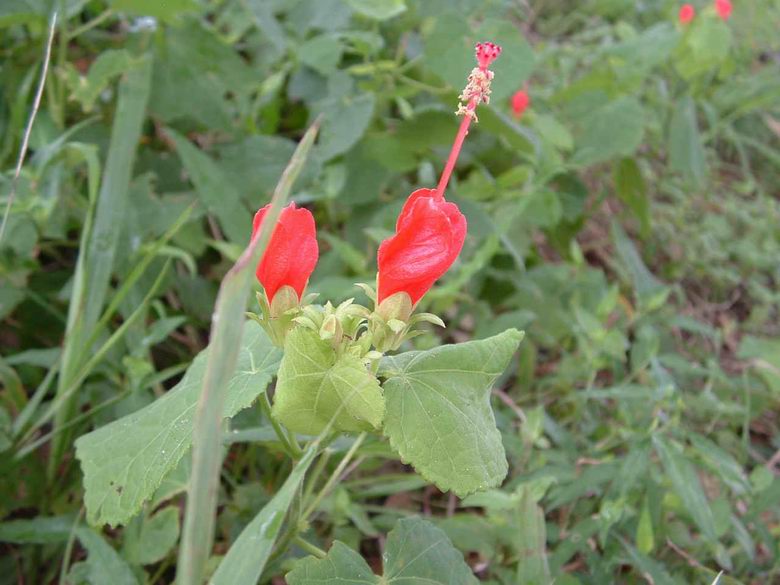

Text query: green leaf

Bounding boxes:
[317,93,376,161]
[63,50,136,112]
[534,114,573,151]
[621,539,677,585]
[613,158,650,236]
[636,498,655,554]
[125,507,180,565]
[1,520,140,585]
[0,0,85,26]
[273,328,385,435]
[75,527,139,585]
[0,516,75,544]
[75,324,282,527]
[299,35,343,75]
[109,0,198,21]
[379,329,523,497]
[572,97,645,167]
[211,445,317,585]
[675,18,732,80]
[286,516,478,585]
[518,190,562,228]
[653,436,718,542]
[0,405,11,453]
[611,221,669,311]
[344,0,406,20]
[514,488,552,585]
[52,54,153,469]
[168,129,249,244]
[669,96,707,186]
[738,336,780,394]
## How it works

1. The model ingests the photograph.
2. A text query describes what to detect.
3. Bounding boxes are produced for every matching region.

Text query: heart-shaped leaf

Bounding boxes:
[379,329,523,497]
[272,327,384,435]
[286,516,478,585]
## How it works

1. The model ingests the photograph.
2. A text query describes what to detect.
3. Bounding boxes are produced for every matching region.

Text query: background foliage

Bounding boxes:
[1,0,779,583]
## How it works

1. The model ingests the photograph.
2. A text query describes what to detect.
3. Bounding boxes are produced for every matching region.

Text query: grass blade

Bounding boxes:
[50,54,153,471]
[210,444,317,585]
[176,121,319,585]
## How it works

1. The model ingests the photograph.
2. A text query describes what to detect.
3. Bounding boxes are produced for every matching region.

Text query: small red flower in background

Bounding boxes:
[376,42,501,306]
[679,3,695,24]
[252,203,318,302]
[511,89,530,119]
[377,189,467,304]
[715,0,732,20]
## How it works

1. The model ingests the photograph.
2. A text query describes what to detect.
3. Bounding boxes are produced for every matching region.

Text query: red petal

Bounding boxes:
[252,203,319,301]
[378,193,467,304]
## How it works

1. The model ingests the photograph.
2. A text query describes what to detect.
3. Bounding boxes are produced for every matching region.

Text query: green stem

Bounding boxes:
[67,9,114,40]
[57,508,83,585]
[260,392,302,459]
[301,449,332,507]
[294,536,327,559]
[302,432,367,520]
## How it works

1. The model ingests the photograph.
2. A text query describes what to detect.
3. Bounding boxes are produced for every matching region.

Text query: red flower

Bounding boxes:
[511,89,531,119]
[252,203,318,302]
[377,189,467,305]
[679,3,695,23]
[375,42,500,307]
[715,0,732,20]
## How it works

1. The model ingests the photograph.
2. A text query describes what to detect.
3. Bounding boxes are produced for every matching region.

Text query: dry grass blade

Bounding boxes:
[0,10,57,243]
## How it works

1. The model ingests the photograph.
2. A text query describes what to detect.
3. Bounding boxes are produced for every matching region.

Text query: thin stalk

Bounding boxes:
[302,432,367,520]
[12,358,60,436]
[301,449,332,507]
[57,508,83,585]
[293,537,327,558]
[259,392,302,459]
[67,9,114,39]
[434,107,474,200]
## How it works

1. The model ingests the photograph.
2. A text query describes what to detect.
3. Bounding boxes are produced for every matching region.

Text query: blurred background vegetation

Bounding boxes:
[1,0,779,583]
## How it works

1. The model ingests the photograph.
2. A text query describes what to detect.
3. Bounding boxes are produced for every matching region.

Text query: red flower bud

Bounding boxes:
[679,3,695,23]
[511,89,531,119]
[377,189,467,305]
[252,202,318,302]
[715,0,732,20]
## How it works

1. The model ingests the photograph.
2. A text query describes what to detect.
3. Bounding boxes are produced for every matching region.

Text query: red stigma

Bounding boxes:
[475,42,502,70]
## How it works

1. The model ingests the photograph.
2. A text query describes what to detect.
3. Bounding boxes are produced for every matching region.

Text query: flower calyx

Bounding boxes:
[368,290,446,354]
[249,286,315,347]
[292,297,370,354]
